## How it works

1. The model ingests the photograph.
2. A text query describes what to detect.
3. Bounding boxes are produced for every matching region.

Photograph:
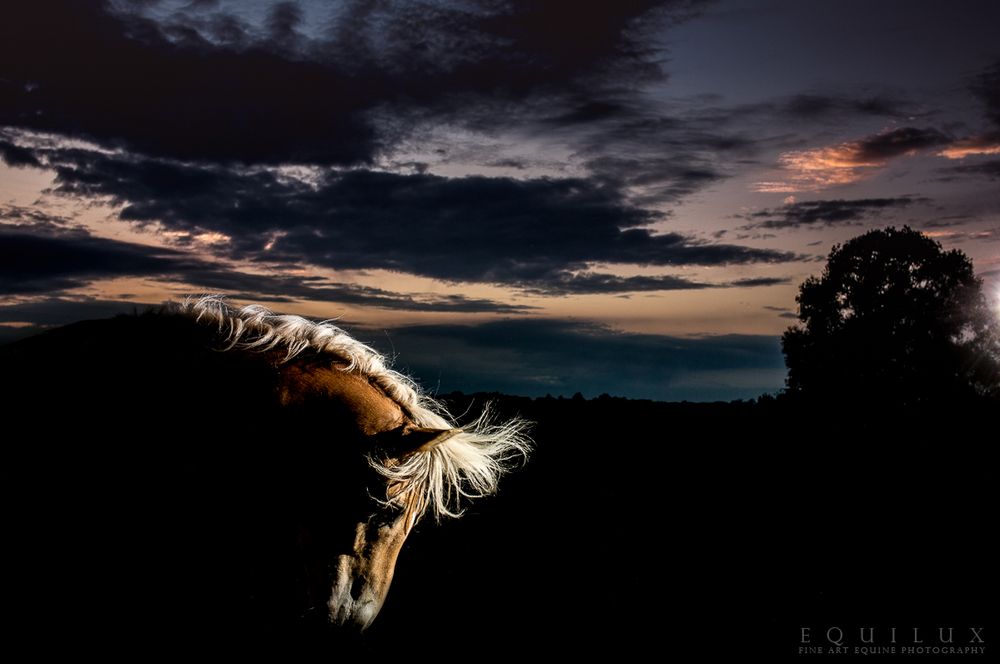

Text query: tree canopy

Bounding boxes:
[782,226,1000,405]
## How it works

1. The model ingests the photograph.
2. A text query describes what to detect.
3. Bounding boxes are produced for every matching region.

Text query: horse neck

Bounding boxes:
[275,359,408,437]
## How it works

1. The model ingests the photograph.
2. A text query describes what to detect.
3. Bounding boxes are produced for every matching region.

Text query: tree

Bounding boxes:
[782,226,1000,405]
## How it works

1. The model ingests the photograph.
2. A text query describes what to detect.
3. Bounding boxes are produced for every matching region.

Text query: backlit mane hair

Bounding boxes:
[169,295,530,521]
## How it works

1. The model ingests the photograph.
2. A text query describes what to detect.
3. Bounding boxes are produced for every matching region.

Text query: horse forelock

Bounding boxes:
[169,295,530,522]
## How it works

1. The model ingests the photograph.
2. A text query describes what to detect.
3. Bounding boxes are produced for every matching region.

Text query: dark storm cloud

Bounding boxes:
[2,1,745,211]
[19,143,798,293]
[360,318,786,401]
[644,91,914,134]
[0,228,197,294]
[921,217,972,228]
[0,1,706,166]
[1,3,372,165]
[1,0,782,229]
[563,108,757,204]
[524,272,712,295]
[781,94,909,119]
[930,60,1000,180]
[943,159,1000,180]
[851,127,950,161]
[543,100,636,125]
[0,138,43,168]
[0,203,74,230]
[971,59,1000,130]
[739,197,927,230]
[519,273,788,295]
[584,155,728,204]
[265,1,303,48]
[0,223,528,312]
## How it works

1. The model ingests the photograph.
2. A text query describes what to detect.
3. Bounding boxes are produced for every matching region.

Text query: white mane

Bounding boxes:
[170,295,530,521]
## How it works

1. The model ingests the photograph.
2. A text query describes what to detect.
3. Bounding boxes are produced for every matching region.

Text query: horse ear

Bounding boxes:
[399,426,463,455]
[373,424,463,457]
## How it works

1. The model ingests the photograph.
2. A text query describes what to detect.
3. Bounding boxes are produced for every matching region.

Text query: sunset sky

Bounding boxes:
[2,0,999,400]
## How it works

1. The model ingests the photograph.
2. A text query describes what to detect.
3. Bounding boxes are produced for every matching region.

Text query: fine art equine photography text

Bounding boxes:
[1,1,997,660]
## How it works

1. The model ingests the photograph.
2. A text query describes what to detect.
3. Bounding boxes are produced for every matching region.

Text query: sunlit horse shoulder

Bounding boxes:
[0,296,529,642]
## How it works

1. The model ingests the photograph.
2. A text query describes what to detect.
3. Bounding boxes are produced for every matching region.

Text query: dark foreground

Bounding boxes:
[373,394,994,661]
[1,341,993,660]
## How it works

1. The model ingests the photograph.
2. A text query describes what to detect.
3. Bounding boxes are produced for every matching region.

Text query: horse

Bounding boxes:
[0,296,529,650]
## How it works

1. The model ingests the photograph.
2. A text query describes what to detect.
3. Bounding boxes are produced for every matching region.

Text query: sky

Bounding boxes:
[2,0,999,400]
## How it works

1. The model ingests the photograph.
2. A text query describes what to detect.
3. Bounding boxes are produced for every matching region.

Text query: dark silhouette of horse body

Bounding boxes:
[0,297,528,649]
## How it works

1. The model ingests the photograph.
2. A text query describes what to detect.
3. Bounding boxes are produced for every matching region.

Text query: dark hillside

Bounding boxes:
[1,321,991,659]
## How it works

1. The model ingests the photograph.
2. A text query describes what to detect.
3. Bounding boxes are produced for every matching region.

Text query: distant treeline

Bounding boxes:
[436,389,996,440]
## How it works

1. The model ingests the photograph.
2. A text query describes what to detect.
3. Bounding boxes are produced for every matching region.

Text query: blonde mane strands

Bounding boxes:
[170,295,531,521]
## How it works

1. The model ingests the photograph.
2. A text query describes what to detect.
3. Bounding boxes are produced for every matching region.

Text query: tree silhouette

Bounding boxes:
[782,226,1000,405]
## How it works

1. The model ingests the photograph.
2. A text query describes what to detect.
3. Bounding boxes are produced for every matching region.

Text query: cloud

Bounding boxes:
[0,203,75,230]
[755,127,950,192]
[781,94,910,119]
[763,305,799,320]
[729,277,790,287]
[126,275,535,314]
[971,59,1000,130]
[0,138,43,168]
[918,60,1000,168]
[1,3,372,165]
[942,159,1000,179]
[0,227,197,294]
[518,272,789,295]
[0,1,706,166]
[922,227,999,244]
[522,272,712,295]
[362,318,786,401]
[593,92,919,199]
[170,268,539,312]
[937,136,1000,160]
[851,127,950,161]
[739,197,927,230]
[563,108,758,204]
[3,0,755,213]
[763,305,796,319]
[13,141,799,294]
[0,222,531,312]
[1,1,766,230]
[409,90,761,207]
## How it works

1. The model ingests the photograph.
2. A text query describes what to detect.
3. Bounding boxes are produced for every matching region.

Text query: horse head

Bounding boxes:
[238,304,532,631]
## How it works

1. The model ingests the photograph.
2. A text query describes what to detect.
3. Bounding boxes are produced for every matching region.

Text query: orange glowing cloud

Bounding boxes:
[938,137,1000,159]
[754,144,883,192]
[161,230,233,246]
[754,127,950,193]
